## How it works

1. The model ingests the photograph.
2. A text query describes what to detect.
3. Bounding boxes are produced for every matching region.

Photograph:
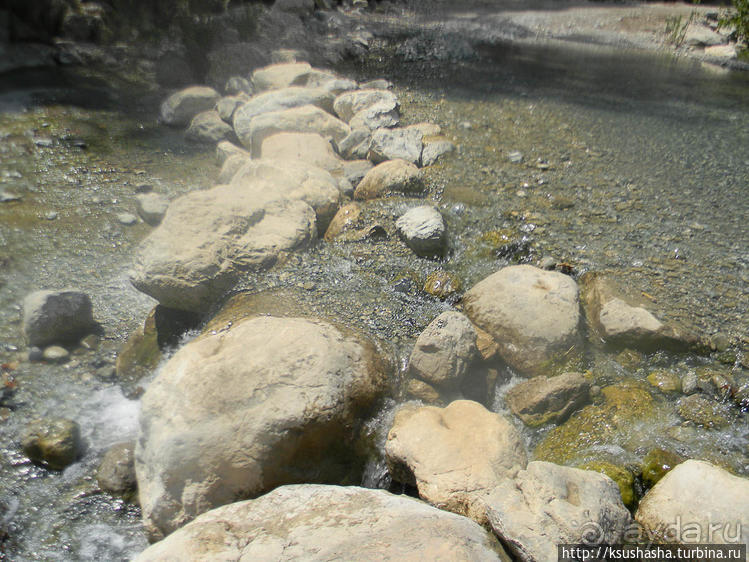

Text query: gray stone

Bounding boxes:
[134,485,508,561]
[224,76,253,96]
[684,24,726,47]
[486,461,632,562]
[22,289,95,346]
[236,104,351,156]
[681,371,699,395]
[185,110,233,144]
[160,86,221,127]
[270,48,308,64]
[360,78,392,90]
[354,159,424,200]
[117,212,138,225]
[409,311,478,395]
[217,153,250,184]
[291,69,358,95]
[463,266,581,375]
[396,205,447,258]
[21,418,81,470]
[704,44,737,59]
[135,193,169,227]
[215,95,248,123]
[335,128,371,160]
[135,315,389,540]
[422,138,455,166]
[636,460,749,545]
[215,140,249,166]
[97,442,137,499]
[342,159,373,186]
[333,89,399,122]
[251,62,312,92]
[42,345,69,363]
[349,100,400,131]
[386,400,527,524]
[505,372,591,427]
[368,127,423,165]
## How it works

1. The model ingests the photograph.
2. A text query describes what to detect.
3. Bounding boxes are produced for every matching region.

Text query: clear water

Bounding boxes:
[0,39,747,559]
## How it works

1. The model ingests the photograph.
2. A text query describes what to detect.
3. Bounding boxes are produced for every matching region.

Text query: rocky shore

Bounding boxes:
[2,0,748,559]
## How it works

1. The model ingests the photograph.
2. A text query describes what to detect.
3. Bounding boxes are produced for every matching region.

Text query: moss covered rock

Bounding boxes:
[647,370,681,393]
[677,394,730,429]
[641,448,684,489]
[578,461,636,509]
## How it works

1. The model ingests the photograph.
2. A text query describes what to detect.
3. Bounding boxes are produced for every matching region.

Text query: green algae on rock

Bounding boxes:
[577,460,636,509]
[641,448,685,489]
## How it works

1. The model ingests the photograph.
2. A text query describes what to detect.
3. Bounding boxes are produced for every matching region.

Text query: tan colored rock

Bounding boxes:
[636,460,749,544]
[324,202,362,241]
[354,158,424,200]
[368,127,423,165]
[333,89,399,122]
[160,86,220,126]
[251,62,312,92]
[505,372,590,427]
[385,400,527,524]
[217,152,250,184]
[259,132,343,175]
[135,485,509,561]
[463,265,581,375]
[136,316,390,540]
[185,110,233,143]
[215,140,249,166]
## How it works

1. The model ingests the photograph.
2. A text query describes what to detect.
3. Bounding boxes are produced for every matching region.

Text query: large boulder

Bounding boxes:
[237,104,351,155]
[160,86,221,127]
[486,461,632,562]
[505,372,591,427]
[259,132,343,175]
[135,316,390,540]
[396,205,447,258]
[232,87,335,149]
[251,62,312,92]
[185,110,233,144]
[635,460,749,544]
[463,265,581,375]
[130,184,316,313]
[216,95,248,123]
[333,89,399,123]
[135,485,509,561]
[385,400,527,524]
[230,158,341,230]
[368,127,423,165]
[354,159,424,200]
[215,140,249,166]
[408,311,478,399]
[22,289,95,346]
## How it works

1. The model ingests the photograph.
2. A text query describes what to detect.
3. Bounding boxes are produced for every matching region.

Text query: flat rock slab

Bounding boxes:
[135,316,389,540]
[386,400,527,524]
[135,485,509,561]
[463,265,581,375]
[486,461,632,562]
[505,372,590,427]
[160,86,220,127]
[636,460,749,545]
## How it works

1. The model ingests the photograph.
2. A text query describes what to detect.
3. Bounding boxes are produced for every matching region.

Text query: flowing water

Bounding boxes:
[0,36,747,560]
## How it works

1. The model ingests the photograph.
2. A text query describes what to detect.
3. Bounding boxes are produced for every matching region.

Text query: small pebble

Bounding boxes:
[45,211,58,220]
[508,151,523,164]
[117,213,138,226]
[43,346,70,363]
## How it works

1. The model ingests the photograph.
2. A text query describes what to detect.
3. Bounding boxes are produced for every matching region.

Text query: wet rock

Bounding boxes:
[335,128,372,160]
[396,206,447,259]
[681,371,699,395]
[487,461,632,562]
[505,372,590,427]
[647,369,682,393]
[21,418,81,470]
[386,400,526,524]
[677,394,730,428]
[475,325,499,361]
[0,191,21,203]
[136,315,389,540]
[406,378,441,403]
[408,311,478,397]
[463,265,580,376]
[636,460,749,544]
[97,442,137,501]
[251,62,312,92]
[215,140,249,166]
[117,212,138,225]
[368,127,423,165]
[185,110,233,144]
[217,153,250,184]
[22,289,95,346]
[577,460,636,508]
[45,211,58,220]
[134,485,508,561]
[421,137,455,166]
[160,86,221,127]
[641,448,684,489]
[354,159,423,200]
[259,132,343,174]
[230,158,341,231]
[135,193,168,227]
[324,202,361,241]
[333,89,399,123]
[42,345,69,363]
[215,95,247,123]
[224,76,253,96]
[349,101,400,131]
[130,185,316,313]
[508,150,523,164]
[27,347,43,362]
[423,270,461,300]
[237,105,351,156]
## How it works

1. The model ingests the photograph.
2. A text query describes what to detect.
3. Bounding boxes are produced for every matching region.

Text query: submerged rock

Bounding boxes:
[136,315,389,540]
[636,460,749,544]
[97,442,137,501]
[22,289,96,346]
[677,394,730,428]
[641,448,684,489]
[486,462,632,562]
[134,485,508,561]
[423,270,462,300]
[463,265,580,376]
[21,418,81,470]
[354,159,423,200]
[386,400,526,524]
[505,372,591,427]
[160,86,220,127]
